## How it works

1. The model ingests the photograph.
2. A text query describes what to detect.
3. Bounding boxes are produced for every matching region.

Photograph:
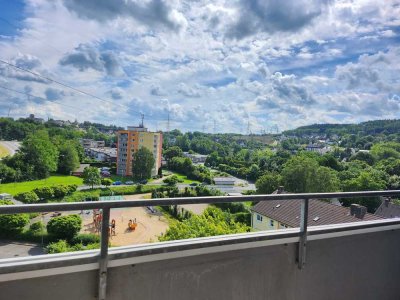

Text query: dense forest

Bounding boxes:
[283,119,400,137]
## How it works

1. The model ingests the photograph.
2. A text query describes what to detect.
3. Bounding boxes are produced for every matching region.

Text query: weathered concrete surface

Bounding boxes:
[1,229,400,300]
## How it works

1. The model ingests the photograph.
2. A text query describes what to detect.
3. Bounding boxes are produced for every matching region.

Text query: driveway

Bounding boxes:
[0,240,44,259]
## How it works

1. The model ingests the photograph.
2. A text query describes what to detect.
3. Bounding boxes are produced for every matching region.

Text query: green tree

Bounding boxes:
[282,155,319,193]
[0,163,16,183]
[0,200,29,235]
[349,151,376,166]
[58,143,80,175]
[256,172,282,194]
[47,214,82,241]
[282,154,340,193]
[132,148,155,181]
[82,167,101,189]
[341,171,387,212]
[163,146,183,162]
[17,130,59,179]
[159,207,248,241]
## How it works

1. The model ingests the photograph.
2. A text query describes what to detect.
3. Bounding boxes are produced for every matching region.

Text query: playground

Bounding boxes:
[81,194,169,246]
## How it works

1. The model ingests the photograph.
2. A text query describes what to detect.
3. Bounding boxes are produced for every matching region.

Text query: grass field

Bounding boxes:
[167,171,200,184]
[0,176,84,195]
[0,144,10,158]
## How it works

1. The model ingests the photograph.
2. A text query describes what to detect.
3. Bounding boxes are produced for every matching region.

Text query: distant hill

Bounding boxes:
[283,119,400,137]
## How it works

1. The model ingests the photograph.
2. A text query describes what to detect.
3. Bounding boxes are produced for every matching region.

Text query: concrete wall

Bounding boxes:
[1,229,400,300]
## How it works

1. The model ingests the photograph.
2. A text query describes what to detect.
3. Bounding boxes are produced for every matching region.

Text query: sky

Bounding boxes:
[0,0,399,133]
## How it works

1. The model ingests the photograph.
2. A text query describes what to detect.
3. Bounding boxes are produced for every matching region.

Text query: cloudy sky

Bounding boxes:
[0,0,399,133]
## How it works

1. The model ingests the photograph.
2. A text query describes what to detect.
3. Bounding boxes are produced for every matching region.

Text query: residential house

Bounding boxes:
[251,190,382,230]
[183,152,208,164]
[87,147,117,163]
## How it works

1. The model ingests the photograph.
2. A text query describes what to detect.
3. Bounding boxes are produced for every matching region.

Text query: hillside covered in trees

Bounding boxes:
[283,119,400,137]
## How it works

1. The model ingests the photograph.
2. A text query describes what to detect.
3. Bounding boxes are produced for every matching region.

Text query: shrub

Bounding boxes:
[29,221,45,233]
[66,184,78,194]
[33,186,54,200]
[47,214,82,241]
[46,240,71,254]
[101,178,113,186]
[53,185,69,198]
[15,191,40,204]
[71,233,100,246]
[0,200,29,235]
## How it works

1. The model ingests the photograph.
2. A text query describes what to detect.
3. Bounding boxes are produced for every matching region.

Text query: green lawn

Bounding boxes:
[0,144,10,158]
[0,176,84,195]
[167,171,200,184]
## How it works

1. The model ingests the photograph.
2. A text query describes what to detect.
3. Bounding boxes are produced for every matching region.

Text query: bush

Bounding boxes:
[63,190,100,202]
[71,233,100,246]
[53,185,69,198]
[101,178,113,186]
[47,214,82,241]
[29,221,45,233]
[46,240,100,254]
[33,186,54,200]
[46,240,71,254]
[15,191,40,204]
[0,200,30,235]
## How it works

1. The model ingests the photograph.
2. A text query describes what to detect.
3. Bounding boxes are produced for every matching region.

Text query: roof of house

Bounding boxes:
[214,177,236,182]
[251,198,382,227]
[375,199,400,219]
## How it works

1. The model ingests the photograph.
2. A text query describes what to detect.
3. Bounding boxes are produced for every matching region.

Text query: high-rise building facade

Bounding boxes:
[116,126,162,177]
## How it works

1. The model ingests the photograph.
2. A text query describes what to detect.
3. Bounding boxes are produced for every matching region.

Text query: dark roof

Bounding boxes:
[375,199,400,218]
[251,199,382,227]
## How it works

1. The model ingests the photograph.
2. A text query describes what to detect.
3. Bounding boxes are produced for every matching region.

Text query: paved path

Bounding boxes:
[0,141,21,157]
[0,240,44,259]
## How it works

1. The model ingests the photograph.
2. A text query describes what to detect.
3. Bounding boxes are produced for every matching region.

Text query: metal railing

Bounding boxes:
[1,190,400,300]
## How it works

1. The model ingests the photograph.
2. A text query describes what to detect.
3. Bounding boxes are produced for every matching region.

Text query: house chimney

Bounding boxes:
[384,197,391,207]
[350,204,367,219]
[277,186,284,194]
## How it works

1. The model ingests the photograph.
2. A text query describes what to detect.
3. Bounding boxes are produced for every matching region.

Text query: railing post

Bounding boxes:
[298,198,309,269]
[98,207,110,300]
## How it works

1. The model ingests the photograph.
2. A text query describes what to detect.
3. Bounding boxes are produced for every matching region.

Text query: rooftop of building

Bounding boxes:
[251,189,382,227]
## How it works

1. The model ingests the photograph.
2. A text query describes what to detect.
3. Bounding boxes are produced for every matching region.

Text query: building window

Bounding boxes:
[256,214,263,221]
[270,220,274,227]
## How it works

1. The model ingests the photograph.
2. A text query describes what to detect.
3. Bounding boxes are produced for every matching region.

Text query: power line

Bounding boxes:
[0,84,90,113]
[0,59,126,108]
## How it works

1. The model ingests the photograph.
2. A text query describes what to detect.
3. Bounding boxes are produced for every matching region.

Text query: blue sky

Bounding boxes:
[0,0,399,133]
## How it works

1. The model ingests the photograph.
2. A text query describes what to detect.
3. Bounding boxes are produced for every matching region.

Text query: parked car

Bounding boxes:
[139,179,148,184]
[112,181,122,186]
[125,181,134,185]
[189,182,198,186]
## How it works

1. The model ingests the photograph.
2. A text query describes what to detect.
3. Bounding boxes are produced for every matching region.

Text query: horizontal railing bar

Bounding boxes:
[1,218,400,276]
[0,190,399,214]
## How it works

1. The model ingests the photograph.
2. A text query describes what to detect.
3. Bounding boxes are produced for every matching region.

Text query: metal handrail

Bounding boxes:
[1,190,400,300]
[1,190,399,214]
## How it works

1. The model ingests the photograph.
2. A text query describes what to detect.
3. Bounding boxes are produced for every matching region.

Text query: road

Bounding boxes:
[0,141,21,157]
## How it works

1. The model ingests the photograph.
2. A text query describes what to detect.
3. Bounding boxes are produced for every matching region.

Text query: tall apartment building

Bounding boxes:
[116,126,162,177]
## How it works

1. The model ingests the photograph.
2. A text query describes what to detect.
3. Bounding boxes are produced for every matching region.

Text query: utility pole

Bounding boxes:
[246,119,251,135]
[140,113,144,127]
[213,120,216,134]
